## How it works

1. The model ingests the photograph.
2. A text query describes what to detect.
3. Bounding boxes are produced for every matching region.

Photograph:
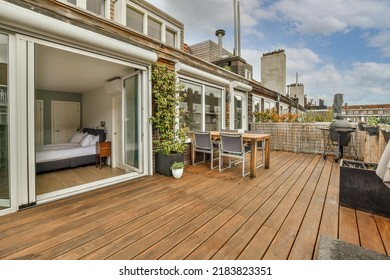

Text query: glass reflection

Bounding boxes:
[0,33,9,210]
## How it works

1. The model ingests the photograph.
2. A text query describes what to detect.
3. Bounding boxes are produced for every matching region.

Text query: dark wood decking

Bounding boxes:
[0,151,389,260]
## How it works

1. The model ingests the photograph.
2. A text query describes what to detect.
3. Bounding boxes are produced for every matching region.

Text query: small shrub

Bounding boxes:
[170,162,184,170]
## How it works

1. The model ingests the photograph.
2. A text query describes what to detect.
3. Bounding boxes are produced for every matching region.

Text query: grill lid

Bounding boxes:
[329,119,353,130]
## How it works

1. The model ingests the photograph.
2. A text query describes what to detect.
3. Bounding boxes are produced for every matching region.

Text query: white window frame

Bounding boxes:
[60,0,111,19]
[279,103,289,114]
[263,97,276,112]
[252,95,261,122]
[115,0,181,48]
[147,15,163,42]
[244,68,252,80]
[179,77,226,136]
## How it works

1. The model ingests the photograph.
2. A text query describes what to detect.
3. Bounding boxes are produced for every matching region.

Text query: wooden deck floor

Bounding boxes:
[0,151,389,260]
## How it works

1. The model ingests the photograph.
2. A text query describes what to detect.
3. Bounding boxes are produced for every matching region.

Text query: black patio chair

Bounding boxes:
[192,131,219,169]
[219,133,251,177]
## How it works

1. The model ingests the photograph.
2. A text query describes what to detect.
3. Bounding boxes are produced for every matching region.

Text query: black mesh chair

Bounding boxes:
[219,133,251,177]
[192,131,218,169]
[244,130,265,168]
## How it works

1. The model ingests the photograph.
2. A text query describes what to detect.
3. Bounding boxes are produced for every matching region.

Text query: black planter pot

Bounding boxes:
[358,122,366,131]
[155,152,184,177]
[340,159,390,217]
[364,125,379,136]
[381,129,390,143]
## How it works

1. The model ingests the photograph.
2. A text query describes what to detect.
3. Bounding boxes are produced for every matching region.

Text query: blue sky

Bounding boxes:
[146,0,390,106]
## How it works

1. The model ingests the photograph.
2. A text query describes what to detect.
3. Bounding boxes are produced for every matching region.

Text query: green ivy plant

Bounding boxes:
[150,64,189,155]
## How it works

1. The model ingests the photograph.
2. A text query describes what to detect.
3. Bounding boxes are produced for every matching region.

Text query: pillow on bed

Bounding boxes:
[91,135,100,145]
[70,132,87,143]
[80,134,94,147]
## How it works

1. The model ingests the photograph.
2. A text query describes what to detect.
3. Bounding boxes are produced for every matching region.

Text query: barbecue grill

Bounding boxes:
[322,93,356,162]
[328,119,356,161]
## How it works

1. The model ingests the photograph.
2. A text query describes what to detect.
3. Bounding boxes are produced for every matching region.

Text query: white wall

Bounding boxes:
[82,86,112,141]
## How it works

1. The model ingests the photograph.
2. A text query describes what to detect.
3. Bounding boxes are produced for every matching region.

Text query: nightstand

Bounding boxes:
[96,141,111,169]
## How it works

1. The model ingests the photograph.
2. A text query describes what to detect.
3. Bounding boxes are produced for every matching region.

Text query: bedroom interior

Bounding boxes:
[33,43,134,196]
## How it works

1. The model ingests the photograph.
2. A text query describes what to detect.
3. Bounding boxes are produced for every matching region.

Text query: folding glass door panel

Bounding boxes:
[123,73,141,172]
[0,34,10,211]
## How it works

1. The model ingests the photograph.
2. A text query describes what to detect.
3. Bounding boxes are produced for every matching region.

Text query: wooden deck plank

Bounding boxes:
[212,153,312,259]
[106,152,292,258]
[49,175,224,259]
[1,175,205,259]
[313,160,340,258]
[288,158,333,259]
[356,210,386,255]
[261,155,326,259]
[374,215,390,255]
[169,154,310,260]
[7,176,212,260]
[338,206,360,246]
[1,151,390,260]
[235,155,321,260]
[106,153,297,260]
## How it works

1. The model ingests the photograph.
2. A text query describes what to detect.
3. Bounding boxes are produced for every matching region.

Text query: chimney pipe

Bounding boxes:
[215,29,225,59]
[233,0,241,56]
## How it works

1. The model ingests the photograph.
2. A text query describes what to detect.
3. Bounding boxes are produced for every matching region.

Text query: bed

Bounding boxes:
[35,128,106,173]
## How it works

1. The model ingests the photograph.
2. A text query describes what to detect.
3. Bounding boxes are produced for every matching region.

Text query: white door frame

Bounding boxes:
[230,89,248,132]
[34,99,44,146]
[21,35,152,206]
[121,71,143,174]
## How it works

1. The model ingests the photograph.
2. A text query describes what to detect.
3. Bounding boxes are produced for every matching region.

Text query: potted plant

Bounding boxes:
[364,116,379,136]
[170,161,184,179]
[150,64,189,176]
[381,129,390,143]
[358,121,366,131]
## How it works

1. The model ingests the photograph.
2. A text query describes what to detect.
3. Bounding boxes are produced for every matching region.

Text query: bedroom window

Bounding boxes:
[0,33,10,210]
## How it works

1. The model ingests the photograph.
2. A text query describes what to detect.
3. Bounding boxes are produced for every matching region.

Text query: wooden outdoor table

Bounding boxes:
[191,131,271,178]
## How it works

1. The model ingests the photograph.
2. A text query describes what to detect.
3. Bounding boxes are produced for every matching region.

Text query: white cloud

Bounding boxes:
[146,0,390,105]
[244,45,390,105]
[368,30,390,57]
[269,0,390,35]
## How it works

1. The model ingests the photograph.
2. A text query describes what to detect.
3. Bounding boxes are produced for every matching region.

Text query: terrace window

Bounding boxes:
[179,80,223,132]
[264,98,276,111]
[252,96,261,122]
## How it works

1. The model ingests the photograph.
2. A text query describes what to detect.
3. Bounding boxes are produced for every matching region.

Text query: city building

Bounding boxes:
[342,104,390,123]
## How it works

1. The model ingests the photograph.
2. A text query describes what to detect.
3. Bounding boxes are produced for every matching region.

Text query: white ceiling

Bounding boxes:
[35,44,132,93]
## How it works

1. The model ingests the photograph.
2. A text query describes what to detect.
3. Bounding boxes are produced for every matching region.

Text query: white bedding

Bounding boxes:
[35,143,96,163]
